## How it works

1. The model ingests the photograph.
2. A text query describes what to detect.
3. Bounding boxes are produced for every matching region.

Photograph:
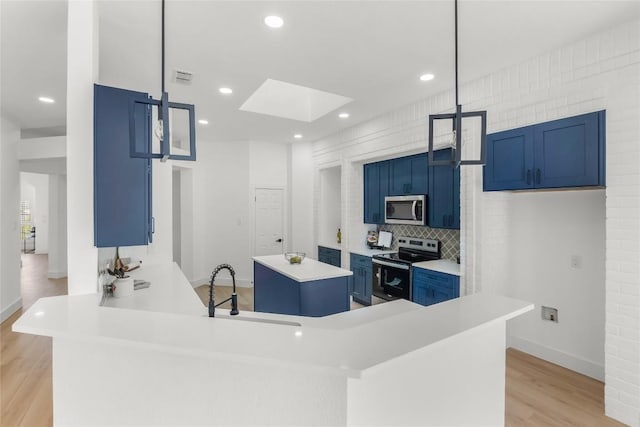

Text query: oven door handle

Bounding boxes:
[371,259,410,270]
[412,200,418,220]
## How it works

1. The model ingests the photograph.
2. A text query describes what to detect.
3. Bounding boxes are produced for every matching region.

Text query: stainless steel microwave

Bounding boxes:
[384,195,426,225]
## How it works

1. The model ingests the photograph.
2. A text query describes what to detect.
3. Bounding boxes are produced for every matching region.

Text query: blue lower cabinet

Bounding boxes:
[318,246,341,267]
[253,262,349,317]
[411,268,459,306]
[350,253,372,305]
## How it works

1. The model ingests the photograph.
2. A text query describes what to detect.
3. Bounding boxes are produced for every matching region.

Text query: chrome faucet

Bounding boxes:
[208,264,239,317]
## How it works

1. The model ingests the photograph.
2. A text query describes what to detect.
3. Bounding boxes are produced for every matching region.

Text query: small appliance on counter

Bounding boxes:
[367,230,393,249]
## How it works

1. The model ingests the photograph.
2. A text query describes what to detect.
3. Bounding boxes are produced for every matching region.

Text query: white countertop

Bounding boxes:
[101,263,205,315]
[253,254,353,282]
[413,259,461,276]
[349,247,396,257]
[13,262,532,378]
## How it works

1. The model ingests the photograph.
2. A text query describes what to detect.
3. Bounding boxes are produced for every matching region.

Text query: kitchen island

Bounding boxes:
[253,254,352,316]
[13,262,533,426]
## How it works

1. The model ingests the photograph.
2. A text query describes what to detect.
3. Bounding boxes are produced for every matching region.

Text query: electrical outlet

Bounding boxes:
[541,306,558,323]
[570,255,582,269]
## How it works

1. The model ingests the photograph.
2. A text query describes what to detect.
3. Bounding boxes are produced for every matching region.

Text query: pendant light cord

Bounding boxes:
[161,0,165,94]
[454,0,459,107]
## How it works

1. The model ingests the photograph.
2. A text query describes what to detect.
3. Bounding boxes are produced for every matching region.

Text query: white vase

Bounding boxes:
[113,277,134,298]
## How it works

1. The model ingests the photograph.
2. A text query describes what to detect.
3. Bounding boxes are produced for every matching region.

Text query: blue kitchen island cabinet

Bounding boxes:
[253,255,352,317]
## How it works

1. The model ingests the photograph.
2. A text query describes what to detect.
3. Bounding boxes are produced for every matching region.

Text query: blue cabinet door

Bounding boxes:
[411,268,459,307]
[94,84,152,247]
[534,111,604,188]
[350,253,372,305]
[410,153,428,195]
[389,154,429,196]
[318,246,341,267]
[428,149,460,229]
[389,156,412,195]
[484,126,535,191]
[363,161,389,224]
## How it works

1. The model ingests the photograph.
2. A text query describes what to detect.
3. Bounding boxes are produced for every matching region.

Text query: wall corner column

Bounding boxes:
[66,0,98,295]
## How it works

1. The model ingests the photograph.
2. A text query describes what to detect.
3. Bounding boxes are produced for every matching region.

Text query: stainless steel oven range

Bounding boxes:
[372,236,440,301]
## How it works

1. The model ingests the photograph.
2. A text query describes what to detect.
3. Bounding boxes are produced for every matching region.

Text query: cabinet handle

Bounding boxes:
[526,169,532,185]
[536,169,541,184]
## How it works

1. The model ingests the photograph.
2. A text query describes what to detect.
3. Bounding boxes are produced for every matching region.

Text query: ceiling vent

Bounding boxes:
[174,70,193,84]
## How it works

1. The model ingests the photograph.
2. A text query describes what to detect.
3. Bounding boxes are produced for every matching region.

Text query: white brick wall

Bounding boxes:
[312,18,640,426]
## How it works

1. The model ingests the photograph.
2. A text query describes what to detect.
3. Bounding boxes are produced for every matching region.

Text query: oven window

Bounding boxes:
[381,267,409,298]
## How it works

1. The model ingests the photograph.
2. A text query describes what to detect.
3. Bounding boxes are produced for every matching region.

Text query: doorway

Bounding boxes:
[172,166,194,278]
[254,188,284,256]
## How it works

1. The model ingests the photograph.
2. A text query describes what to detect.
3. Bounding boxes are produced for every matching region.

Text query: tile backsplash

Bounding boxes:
[378,224,460,261]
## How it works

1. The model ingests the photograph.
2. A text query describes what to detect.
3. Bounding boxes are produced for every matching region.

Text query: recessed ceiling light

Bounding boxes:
[198,119,209,125]
[338,113,349,119]
[420,73,435,81]
[38,96,55,103]
[219,87,233,95]
[264,15,284,28]
[294,134,303,139]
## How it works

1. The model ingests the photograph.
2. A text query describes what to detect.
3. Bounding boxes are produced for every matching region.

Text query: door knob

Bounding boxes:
[275,238,283,243]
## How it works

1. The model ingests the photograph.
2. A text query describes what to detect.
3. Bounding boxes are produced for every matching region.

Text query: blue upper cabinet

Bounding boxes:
[428,149,460,229]
[389,153,428,195]
[534,112,604,188]
[484,111,605,191]
[363,161,389,224]
[484,127,535,191]
[94,84,152,247]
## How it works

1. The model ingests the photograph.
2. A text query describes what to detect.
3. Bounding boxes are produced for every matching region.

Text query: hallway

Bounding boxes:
[1,254,66,426]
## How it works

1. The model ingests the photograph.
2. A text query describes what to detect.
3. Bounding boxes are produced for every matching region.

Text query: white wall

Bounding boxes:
[249,141,287,186]
[506,190,606,380]
[312,19,640,426]
[17,136,66,160]
[318,166,341,247]
[48,174,67,279]
[191,141,252,286]
[66,0,98,295]
[0,116,22,321]
[288,141,314,257]
[20,172,49,254]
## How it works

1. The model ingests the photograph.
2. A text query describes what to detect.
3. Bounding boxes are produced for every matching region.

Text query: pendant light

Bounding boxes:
[129,0,197,162]
[428,0,486,167]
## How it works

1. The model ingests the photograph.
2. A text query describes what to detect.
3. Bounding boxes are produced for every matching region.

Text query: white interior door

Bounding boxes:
[254,188,284,256]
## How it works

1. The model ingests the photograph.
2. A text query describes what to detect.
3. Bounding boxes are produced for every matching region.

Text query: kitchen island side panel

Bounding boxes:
[254,261,301,315]
[300,276,350,317]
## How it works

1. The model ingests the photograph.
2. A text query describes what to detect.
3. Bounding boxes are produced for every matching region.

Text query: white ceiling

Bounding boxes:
[2,1,639,143]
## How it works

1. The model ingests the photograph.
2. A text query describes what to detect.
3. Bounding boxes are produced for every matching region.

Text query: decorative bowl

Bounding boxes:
[284,252,306,264]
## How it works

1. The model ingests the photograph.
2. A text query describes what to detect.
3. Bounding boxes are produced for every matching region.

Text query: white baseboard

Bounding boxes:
[507,335,604,381]
[48,271,67,279]
[1,298,22,323]
[190,277,253,288]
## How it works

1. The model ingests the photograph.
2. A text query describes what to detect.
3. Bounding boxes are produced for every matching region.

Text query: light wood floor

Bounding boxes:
[1,255,624,426]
